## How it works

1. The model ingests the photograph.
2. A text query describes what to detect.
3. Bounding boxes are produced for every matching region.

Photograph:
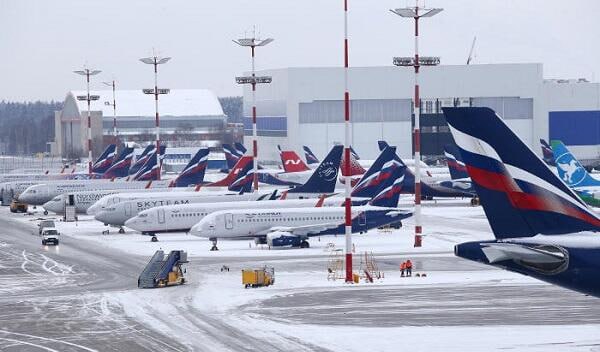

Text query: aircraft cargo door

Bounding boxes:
[225,213,234,230]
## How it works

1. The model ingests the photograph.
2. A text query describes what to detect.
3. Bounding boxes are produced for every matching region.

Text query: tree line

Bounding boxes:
[0,101,62,155]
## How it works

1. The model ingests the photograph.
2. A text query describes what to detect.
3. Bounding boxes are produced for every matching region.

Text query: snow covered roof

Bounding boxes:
[67,89,224,117]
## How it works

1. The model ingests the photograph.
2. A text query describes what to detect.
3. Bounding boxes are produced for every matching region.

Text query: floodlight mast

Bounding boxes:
[140,55,171,181]
[74,67,101,175]
[342,0,354,283]
[391,1,442,248]
[234,32,273,191]
[103,80,118,144]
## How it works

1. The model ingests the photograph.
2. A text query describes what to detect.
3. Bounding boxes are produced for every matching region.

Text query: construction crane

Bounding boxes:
[466,36,477,65]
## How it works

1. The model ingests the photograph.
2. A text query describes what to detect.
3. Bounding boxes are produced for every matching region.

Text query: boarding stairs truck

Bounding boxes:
[138,250,188,288]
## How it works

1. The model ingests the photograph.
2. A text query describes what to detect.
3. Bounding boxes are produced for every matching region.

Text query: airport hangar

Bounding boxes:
[52,89,235,159]
[241,63,600,164]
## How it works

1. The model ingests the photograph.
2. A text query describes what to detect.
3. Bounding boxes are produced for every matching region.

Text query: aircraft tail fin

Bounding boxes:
[210,155,253,187]
[303,146,320,165]
[172,148,209,187]
[92,144,117,174]
[443,107,600,239]
[444,144,469,180]
[102,146,134,179]
[352,146,404,198]
[340,148,366,176]
[129,145,154,175]
[551,140,600,188]
[540,139,556,166]
[280,150,310,172]
[378,140,390,152]
[368,166,405,208]
[228,158,254,193]
[234,142,247,155]
[133,151,160,181]
[288,145,343,194]
[223,144,240,170]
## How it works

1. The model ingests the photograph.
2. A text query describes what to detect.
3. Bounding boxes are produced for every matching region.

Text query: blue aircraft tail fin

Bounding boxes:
[129,145,154,175]
[172,148,209,187]
[222,144,240,170]
[540,139,556,166]
[444,144,469,180]
[551,140,600,188]
[352,146,404,198]
[350,145,360,160]
[368,166,405,208]
[303,146,319,165]
[288,145,343,194]
[443,107,600,239]
[377,140,390,152]
[102,146,134,179]
[228,158,254,193]
[133,151,160,181]
[92,144,117,174]
[234,142,247,155]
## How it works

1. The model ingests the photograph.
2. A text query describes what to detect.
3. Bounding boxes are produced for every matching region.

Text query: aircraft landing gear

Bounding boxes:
[43,210,48,215]
[151,235,158,242]
[300,240,310,248]
[118,227,125,234]
[210,238,219,251]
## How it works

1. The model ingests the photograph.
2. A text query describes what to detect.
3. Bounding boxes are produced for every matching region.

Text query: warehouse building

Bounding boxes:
[53,89,228,158]
[240,63,600,163]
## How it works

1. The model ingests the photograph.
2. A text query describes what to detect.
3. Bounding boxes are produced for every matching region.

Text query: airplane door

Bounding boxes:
[225,213,234,230]
[158,208,165,224]
[125,202,132,217]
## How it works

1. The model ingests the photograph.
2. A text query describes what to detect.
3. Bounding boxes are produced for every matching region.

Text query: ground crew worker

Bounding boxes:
[406,259,413,277]
[400,261,406,277]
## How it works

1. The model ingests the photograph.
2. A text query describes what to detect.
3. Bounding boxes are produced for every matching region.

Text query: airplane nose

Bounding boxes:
[124,217,141,231]
[42,201,59,214]
[94,211,109,224]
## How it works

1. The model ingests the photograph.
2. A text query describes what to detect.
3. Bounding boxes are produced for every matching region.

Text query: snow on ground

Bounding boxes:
[8,200,600,351]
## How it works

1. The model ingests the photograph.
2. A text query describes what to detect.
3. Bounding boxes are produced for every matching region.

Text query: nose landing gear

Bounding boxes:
[209,237,219,251]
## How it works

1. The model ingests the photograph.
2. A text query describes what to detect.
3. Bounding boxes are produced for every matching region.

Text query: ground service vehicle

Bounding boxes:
[242,267,275,288]
[10,200,27,213]
[41,228,59,245]
[38,220,56,235]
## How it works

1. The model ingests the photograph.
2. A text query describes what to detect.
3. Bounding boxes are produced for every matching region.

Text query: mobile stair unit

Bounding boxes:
[138,250,188,289]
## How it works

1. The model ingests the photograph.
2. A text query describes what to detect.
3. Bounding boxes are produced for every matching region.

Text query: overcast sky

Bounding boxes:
[1,0,599,102]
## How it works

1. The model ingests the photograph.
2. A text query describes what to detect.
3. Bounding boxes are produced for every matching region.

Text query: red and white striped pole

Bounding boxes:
[86,71,92,175]
[412,7,422,247]
[153,60,161,181]
[343,0,354,283]
[251,45,258,191]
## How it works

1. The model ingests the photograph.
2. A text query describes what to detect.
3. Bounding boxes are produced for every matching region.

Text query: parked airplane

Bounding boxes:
[43,148,211,215]
[445,106,600,298]
[123,157,406,238]
[222,144,243,170]
[551,140,600,207]
[190,170,410,250]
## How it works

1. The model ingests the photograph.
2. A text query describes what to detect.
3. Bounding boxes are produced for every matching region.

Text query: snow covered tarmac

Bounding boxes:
[1,199,600,351]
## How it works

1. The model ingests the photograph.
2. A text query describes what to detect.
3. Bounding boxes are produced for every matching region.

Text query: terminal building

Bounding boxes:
[240,63,600,163]
[53,89,229,158]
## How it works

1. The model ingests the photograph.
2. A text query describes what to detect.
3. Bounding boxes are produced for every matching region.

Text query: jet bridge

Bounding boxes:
[138,250,188,288]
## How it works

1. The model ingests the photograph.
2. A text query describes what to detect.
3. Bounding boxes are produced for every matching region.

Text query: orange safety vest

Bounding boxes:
[400,262,406,270]
[406,261,412,269]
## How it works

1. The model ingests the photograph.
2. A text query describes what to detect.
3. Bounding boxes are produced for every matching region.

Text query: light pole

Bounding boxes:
[74,67,102,175]
[234,33,273,191]
[391,2,442,248]
[140,55,171,181]
[103,80,118,145]
[342,0,354,283]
